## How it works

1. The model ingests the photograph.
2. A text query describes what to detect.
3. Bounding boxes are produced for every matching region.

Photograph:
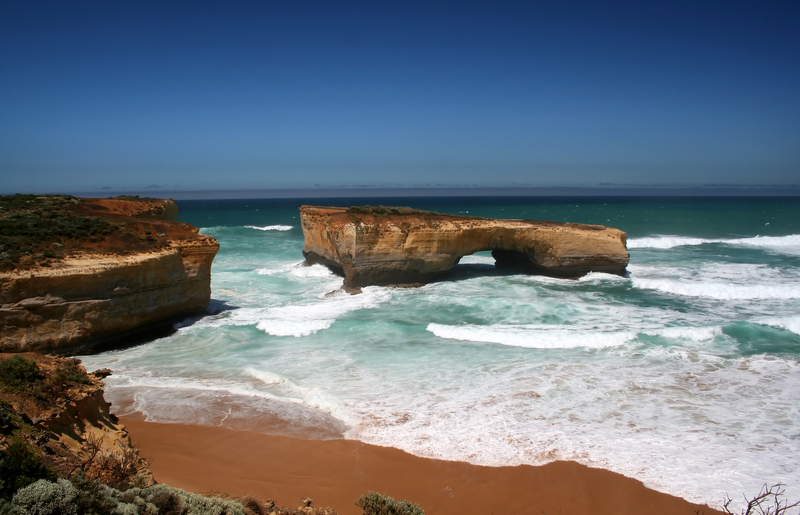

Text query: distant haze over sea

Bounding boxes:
[37,185,800,200]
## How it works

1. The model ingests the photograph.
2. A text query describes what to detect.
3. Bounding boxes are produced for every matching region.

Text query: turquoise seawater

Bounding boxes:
[80,196,800,507]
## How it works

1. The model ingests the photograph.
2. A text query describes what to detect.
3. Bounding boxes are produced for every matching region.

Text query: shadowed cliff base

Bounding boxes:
[62,299,241,356]
[300,205,630,292]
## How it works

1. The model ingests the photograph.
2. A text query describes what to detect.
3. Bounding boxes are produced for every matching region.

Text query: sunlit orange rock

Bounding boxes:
[300,205,629,292]
[0,197,218,353]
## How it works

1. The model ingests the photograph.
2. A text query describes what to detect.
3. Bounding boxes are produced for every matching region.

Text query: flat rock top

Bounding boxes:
[0,195,212,274]
[301,204,614,232]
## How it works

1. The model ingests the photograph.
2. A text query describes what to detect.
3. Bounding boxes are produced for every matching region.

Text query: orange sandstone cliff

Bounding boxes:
[300,205,629,292]
[0,196,218,353]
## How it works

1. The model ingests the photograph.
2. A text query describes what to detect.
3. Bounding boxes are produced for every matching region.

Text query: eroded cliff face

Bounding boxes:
[300,205,629,291]
[0,197,218,353]
[0,353,154,486]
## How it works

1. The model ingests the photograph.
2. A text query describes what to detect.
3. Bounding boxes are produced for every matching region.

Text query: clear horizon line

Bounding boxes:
[3,184,800,201]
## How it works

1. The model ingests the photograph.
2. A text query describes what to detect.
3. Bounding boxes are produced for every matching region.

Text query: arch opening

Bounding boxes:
[445,249,539,282]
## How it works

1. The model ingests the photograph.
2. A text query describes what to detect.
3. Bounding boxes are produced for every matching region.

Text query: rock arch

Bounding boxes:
[300,206,629,292]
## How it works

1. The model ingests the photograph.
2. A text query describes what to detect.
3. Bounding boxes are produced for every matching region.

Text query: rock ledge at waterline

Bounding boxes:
[300,205,629,292]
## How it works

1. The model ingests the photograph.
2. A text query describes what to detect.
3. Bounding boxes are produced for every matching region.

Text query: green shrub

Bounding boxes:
[0,357,51,402]
[182,491,246,515]
[0,195,45,211]
[0,357,41,390]
[0,401,19,434]
[144,485,184,515]
[0,213,112,242]
[0,499,19,515]
[347,206,436,218]
[66,479,246,515]
[111,503,140,515]
[69,474,118,515]
[54,359,90,385]
[354,492,424,515]
[12,479,78,515]
[0,438,58,500]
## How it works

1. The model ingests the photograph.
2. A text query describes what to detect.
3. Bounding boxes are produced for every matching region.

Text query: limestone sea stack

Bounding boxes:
[0,195,218,353]
[300,205,629,292]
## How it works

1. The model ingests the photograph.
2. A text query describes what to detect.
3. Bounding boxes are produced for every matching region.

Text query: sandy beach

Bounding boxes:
[122,417,723,515]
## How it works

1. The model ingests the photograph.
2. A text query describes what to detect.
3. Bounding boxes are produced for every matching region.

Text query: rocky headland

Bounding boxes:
[0,195,218,354]
[300,205,630,292]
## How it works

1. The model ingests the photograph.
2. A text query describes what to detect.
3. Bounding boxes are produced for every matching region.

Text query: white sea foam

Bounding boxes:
[628,236,711,249]
[246,368,294,389]
[255,262,337,282]
[632,278,800,300]
[255,261,304,275]
[729,234,800,254]
[245,367,358,425]
[627,262,800,301]
[577,271,628,283]
[427,323,634,349]
[109,374,291,402]
[255,287,392,337]
[642,326,720,341]
[347,352,800,510]
[752,316,800,336]
[174,279,385,336]
[288,263,336,278]
[257,319,333,337]
[245,225,294,231]
[628,233,800,255]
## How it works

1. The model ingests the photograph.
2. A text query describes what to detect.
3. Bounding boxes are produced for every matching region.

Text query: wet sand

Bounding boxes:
[122,417,722,515]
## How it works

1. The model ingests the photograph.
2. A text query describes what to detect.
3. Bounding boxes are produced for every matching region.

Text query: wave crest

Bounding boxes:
[245,225,294,231]
[426,323,633,349]
[632,278,800,300]
[628,234,800,255]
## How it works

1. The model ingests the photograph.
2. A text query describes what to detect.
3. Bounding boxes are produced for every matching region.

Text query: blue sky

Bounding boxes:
[1,1,798,195]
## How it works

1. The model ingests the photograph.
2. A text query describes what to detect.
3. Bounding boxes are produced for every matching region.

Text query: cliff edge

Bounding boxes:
[0,195,218,353]
[300,205,629,291]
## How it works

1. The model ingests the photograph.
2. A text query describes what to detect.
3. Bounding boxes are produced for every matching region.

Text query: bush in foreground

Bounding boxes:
[54,358,91,385]
[5,480,246,515]
[0,438,58,500]
[11,479,78,515]
[355,492,424,515]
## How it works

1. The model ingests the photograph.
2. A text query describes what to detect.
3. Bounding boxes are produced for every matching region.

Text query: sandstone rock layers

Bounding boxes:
[300,205,629,291]
[0,199,218,353]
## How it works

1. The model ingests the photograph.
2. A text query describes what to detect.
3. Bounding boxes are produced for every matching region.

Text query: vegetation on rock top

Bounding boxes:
[0,194,184,272]
[346,206,438,217]
[344,206,486,225]
[0,355,92,404]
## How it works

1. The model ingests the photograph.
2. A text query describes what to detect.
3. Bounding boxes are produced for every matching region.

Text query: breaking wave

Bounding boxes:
[426,323,634,349]
[628,234,800,255]
[245,225,294,231]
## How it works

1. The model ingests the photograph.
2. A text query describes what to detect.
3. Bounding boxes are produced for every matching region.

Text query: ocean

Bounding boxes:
[79,196,800,508]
